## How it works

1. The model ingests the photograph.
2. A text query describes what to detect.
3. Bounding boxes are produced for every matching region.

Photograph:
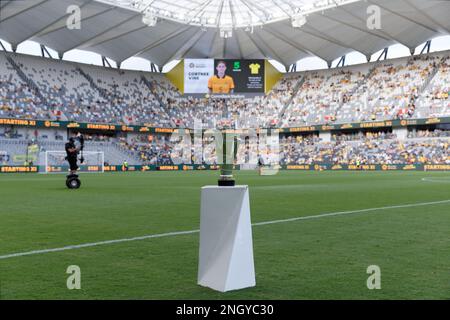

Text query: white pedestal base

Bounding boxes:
[198,185,256,292]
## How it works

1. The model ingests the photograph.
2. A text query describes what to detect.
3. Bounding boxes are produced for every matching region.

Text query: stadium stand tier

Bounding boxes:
[1,51,449,129]
[0,51,449,167]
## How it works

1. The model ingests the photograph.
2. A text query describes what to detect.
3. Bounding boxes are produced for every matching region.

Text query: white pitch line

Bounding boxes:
[421,177,450,183]
[0,199,449,261]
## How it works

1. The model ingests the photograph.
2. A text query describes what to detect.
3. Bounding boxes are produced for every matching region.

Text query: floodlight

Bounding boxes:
[291,14,307,28]
[220,28,233,38]
[142,12,157,26]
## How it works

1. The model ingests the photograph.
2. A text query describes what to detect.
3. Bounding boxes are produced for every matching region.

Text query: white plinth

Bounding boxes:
[198,185,256,292]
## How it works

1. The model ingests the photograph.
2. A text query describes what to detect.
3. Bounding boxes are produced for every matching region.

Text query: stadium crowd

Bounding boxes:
[1,50,449,129]
[1,125,449,166]
[1,49,450,167]
[332,131,397,142]
[279,132,449,165]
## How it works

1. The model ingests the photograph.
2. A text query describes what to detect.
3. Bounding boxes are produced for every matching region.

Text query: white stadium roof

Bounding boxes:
[0,0,449,69]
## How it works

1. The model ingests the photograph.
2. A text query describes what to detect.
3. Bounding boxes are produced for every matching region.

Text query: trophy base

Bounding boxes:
[199,185,255,292]
[218,179,235,187]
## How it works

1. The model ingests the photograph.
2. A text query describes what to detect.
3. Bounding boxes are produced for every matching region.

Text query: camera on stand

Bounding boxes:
[66,133,85,189]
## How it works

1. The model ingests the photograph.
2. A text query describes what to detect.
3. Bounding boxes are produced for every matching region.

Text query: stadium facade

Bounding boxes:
[0,0,449,172]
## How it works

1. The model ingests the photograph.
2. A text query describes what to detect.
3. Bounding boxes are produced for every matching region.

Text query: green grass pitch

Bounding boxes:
[0,170,449,299]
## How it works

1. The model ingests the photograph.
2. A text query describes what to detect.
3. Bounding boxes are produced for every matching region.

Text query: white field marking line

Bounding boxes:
[421,177,450,183]
[0,199,449,260]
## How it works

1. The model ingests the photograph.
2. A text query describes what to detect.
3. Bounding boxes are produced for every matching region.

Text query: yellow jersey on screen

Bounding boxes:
[249,63,261,74]
[208,75,235,94]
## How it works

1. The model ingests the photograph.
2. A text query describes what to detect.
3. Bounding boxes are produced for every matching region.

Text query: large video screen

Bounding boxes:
[184,59,265,94]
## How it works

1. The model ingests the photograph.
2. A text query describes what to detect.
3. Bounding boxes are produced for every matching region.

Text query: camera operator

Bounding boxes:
[65,132,84,175]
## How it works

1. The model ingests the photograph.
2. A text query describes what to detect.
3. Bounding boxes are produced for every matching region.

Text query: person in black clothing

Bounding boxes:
[65,134,81,175]
[257,153,265,175]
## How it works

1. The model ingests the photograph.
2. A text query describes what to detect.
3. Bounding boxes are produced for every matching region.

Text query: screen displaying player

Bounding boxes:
[208,61,235,94]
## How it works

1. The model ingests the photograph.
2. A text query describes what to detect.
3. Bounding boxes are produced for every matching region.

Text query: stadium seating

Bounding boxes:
[337,54,441,123]
[84,66,171,126]
[282,66,367,126]
[282,53,444,126]
[1,126,448,166]
[13,54,103,123]
[279,133,449,165]
[0,136,140,166]
[0,54,46,120]
[1,51,450,128]
[414,55,450,119]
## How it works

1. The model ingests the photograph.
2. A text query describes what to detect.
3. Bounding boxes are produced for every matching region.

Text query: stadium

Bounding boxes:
[0,0,449,303]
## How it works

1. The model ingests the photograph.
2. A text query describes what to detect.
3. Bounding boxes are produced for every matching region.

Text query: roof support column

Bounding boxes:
[40,45,53,59]
[150,63,159,73]
[0,40,7,52]
[376,47,388,61]
[336,55,346,68]
[289,63,297,72]
[102,56,112,68]
[419,40,431,55]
